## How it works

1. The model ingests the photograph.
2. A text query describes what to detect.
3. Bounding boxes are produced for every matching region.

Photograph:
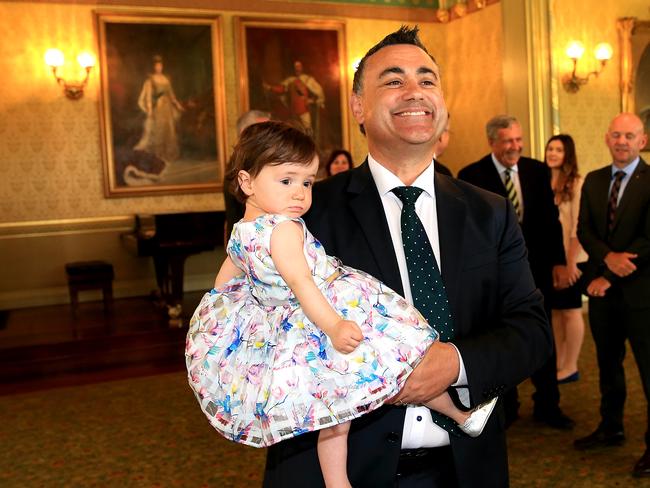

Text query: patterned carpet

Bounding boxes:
[1,330,649,487]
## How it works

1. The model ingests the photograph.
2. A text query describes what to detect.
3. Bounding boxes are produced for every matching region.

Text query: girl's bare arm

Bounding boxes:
[214,256,244,288]
[271,221,362,353]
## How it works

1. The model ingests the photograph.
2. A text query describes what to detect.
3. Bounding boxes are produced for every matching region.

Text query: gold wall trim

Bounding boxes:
[0,216,134,239]
[525,0,552,160]
[13,0,500,22]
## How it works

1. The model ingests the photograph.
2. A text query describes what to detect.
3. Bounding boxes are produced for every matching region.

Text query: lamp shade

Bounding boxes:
[77,52,96,69]
[44,48,64,67]
[565,41,585,60]
[594,43,613,61]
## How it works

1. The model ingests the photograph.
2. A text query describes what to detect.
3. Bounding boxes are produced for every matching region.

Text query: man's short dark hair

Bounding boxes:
[352,25,437,95]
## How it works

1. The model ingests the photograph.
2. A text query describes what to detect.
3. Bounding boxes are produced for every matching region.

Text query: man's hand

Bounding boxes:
[604,251,638,277]
[587,276,611,297]
[330,320,363,354]
[390,341,459,405]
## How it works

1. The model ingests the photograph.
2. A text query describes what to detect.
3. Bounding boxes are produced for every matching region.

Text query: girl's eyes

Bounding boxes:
[279,179,312,187]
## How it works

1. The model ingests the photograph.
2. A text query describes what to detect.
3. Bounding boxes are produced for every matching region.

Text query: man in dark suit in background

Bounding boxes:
[264,27,552,487]
[458,115,574,430]
[574,113,650,478]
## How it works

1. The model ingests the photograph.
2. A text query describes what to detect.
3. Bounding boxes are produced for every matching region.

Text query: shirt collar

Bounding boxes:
[611,157,640,178]
[491,153,519,174]
[367,154,436,199]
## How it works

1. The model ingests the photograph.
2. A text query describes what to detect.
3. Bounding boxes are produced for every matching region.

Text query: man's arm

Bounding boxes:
[539,164,570,288]
[456,200,551,404]
[396,199,552,405]
[577,173,612,264]
[577,172,644,282]
[541,164,567,267]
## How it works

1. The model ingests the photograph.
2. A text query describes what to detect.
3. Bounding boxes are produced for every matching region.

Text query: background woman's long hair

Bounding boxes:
[546,134,579,203]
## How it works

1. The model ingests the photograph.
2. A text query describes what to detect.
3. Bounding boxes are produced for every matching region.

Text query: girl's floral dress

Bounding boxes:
[186,214,437,447]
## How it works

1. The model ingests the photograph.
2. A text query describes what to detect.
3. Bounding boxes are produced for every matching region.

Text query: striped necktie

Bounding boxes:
[607,170,626,232]
[504,169,521,221]
[392,186,462,437]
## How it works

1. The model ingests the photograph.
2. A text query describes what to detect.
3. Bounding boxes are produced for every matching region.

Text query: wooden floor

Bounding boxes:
[0,291,205,396]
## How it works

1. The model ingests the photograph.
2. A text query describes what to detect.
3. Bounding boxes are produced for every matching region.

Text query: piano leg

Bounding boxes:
[152,253,188,325]
[168,253,188,308]
[153,255,170,300]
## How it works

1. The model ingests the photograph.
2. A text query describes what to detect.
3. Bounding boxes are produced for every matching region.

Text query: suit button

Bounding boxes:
[386,432,400,444]
[416,416,423,422]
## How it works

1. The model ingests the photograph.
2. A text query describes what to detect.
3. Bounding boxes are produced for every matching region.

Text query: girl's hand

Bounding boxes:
[330,320,364,354]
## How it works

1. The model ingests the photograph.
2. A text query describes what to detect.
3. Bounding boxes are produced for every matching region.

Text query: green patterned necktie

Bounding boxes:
[504,169,522,222]
[392,186,462,437]
[392,186,454,340]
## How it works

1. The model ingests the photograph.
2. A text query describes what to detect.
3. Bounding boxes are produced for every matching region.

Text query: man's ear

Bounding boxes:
[238,170,253,196]
[350,93,365,124]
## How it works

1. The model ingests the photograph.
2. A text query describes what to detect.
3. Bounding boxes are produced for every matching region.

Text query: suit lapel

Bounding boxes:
[436,175,466,316]
[517,159,533,213]
[611,158,648,233]
[347,161,403,295]
[480,157,506,196]
[593,167,613,237]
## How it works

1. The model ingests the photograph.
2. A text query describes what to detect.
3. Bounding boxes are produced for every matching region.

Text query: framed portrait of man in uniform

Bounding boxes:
[235,17,349,158]
[619,17,650,153]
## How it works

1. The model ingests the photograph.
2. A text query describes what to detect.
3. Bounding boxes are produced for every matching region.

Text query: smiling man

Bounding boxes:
[263,27,552,487]
[458,115,573,433]
[575,113,650,478]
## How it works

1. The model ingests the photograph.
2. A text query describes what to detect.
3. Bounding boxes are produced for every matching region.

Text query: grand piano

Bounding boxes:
[121,211,225,317]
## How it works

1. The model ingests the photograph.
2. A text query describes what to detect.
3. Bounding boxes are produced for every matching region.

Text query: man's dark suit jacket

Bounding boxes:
[577,158,650,305]
[457,155,565,296]
[263,161,552,488]
[435,159,453,177]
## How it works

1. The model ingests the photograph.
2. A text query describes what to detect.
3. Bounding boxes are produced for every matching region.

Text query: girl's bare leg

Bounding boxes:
[556,308,584,380]
[425,392,498,438]
[318,422,352,488]
[425,392,470,425]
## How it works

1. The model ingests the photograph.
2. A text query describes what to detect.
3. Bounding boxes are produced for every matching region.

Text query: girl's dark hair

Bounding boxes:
[545,134,579,203]
[325,149,353,176]
[225,121,317,202]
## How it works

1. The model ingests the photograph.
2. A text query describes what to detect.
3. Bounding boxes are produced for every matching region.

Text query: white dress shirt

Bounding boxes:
[367,155,468,448]
[491,154,525,221]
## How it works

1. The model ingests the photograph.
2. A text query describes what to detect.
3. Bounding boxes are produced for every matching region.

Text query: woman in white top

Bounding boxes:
[545,134,588,384]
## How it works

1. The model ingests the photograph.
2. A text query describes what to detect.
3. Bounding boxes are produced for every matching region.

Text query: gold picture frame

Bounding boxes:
[235,17,349,157]
[96,11,227,197]
[618,17,650,151]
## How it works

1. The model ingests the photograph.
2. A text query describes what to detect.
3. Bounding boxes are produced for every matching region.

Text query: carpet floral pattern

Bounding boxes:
[1,331,648,487]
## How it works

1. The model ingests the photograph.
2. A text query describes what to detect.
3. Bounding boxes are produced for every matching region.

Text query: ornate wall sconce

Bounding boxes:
[562,41,613,93]
[44,48,95,100]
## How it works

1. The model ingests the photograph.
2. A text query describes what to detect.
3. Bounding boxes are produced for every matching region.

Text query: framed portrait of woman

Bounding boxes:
[234,17,349,158]
[619,17,650,152]
[96,12,227,197]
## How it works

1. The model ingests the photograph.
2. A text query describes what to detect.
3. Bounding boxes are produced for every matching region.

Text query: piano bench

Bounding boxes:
[65,261,114,321]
